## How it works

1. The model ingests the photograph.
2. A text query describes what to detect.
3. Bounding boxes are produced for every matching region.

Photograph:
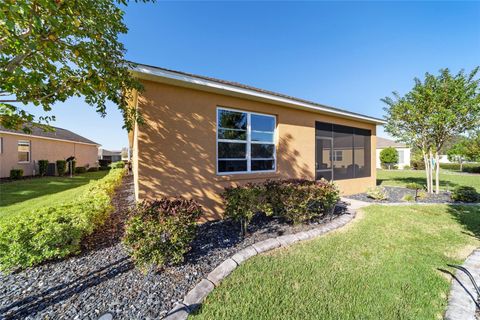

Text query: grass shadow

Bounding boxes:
[377,176,459,190]
[446,205,480,240]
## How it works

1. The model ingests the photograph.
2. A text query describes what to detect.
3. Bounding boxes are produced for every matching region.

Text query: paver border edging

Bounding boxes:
[163,209,357,320]
[444,248,480,320]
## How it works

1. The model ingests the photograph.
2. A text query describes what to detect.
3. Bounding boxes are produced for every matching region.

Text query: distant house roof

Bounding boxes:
[377,137,407,149]
[131,62,386,125]
[101,149,121,156]
[0,125,100,146]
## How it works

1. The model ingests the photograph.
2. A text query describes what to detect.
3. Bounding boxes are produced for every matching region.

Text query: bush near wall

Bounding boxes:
[111,161,125,169]
[87,167,99,172]
[75,167,87,174]
[56,160,67,176]
[9,169,23,180]
[223,179,340,230]
[123,198,202,271]
[38,160,49,176]
[0,168,125,272]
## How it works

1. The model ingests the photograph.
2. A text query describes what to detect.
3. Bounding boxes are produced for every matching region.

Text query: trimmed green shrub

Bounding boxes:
[123,198,202,271]
[451,186,479,203]
[87,167,99,172]
[411,160,425,170]
[75,166,87,174]
[222,179,340,229]
[439,163,480,173]
[68,160,76,175]
[380,147,399,169]
[99,166,111,171]
[38,160,49,176]
[111,161,125,169]
[222,183,266,235]
[56,160,67,176]
[402,194,414,202]
[366,186,388,200]
[99,159,110,167]
[0,168,125,272]
[9,169,23,180]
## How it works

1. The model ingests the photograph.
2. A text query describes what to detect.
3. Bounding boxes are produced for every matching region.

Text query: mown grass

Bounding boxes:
[0,171,108,220]
[192,205,480,320]
[377,169,480,191]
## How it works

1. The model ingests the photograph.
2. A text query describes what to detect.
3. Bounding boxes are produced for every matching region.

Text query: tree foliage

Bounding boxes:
[382,67,480,193]
[379,147,399,167]
[0,0,151,132]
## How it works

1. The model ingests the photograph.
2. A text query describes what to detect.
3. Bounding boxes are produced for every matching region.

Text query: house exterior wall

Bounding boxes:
[0,133,98,178]
[133,80,377,219]
[376,147,411,169]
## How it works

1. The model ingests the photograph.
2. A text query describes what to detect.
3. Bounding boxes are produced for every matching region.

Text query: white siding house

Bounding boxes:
[376,137,411,169]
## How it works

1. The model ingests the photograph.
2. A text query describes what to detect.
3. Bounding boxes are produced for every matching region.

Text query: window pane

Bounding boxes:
[333,125,354,180]
[251,114,274,132]
[218,110,247,130]
[218,129,246,140]
[251,160,275,171]
[218,142,246,158]
[316,138,332,170]
[18,152,29,162]
[316,122,333,138]
[353,130,371,178]
[218,160,247,172]
[251,131,274,142]
[398,150,404,163]
[251,144,274,158]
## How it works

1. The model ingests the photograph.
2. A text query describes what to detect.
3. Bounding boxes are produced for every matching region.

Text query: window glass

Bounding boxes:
[217,108,276,173]
[398,150,404,163]
[18,140,30,162]
[333,125,354,180]
[353,131,371,178]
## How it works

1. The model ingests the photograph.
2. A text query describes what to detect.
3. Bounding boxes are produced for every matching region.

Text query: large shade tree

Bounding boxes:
[382,67,480,194]
[0,0,151,132]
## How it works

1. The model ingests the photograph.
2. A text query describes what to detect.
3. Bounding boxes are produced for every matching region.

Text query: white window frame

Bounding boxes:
[18,140,31,163]
[216,106,276,175]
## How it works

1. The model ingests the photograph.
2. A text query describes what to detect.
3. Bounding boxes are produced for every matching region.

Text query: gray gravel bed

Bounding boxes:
[0,175,346,320]
[346,186,454,203]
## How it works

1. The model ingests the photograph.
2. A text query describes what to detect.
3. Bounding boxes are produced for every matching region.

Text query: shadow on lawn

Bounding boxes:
[446,205,480,240]
[377,176,459,190]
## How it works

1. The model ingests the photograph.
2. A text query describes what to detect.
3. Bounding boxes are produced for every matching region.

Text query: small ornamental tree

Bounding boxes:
[0,0,152,132]
[383,67,480,194]
[380,147,399,169]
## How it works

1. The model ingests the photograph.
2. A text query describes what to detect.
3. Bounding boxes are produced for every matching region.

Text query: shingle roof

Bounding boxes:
[0,125,100,145]
[377,137,407,148]
[101,149,121,156]
[131,62,386,125]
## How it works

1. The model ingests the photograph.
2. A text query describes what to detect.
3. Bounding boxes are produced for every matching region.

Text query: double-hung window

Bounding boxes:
[18,140,30,163]
[217,107,276,174]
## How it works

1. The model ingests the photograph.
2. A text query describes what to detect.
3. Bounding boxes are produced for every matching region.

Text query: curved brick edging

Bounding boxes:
[444,249,480,320]
[163,210,357,320]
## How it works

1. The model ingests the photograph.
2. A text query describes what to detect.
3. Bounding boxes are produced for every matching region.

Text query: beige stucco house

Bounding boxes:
[0,125,99,178]
[128,63,385,219]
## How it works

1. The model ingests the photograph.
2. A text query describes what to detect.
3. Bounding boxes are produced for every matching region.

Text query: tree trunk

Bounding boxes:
[429,151,434,194]
[460,159,463,171]
[423,152,431,193]
[435,152,440,194]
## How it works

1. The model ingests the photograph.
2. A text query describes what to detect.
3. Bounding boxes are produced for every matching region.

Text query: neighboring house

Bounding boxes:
[438,154,451,164]
[98,148,122,163]
[376,137,411,169]
[128,63,385,218]
[0,125,99,178]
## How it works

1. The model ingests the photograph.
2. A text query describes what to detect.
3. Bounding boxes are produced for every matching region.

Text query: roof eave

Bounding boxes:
[0,130,101,146]
[131,66,386,125]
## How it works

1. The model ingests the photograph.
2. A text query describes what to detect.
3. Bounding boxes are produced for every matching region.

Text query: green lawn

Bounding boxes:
[377,169,480,191]
[192,205,480,320]
[0,171,108,220]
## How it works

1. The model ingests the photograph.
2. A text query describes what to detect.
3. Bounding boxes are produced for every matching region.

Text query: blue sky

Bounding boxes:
[27,1,480,149]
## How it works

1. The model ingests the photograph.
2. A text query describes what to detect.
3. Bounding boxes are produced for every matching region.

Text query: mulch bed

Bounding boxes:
[346,186,454,203]
[0,174,347,320]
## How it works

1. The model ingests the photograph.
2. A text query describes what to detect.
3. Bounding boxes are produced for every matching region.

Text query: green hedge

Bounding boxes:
[75,166,87,174]
[9,169,23,180]
[56,160,67,176]
[0,168,125,272]
[38,160,49,176]
[440,163,480,173]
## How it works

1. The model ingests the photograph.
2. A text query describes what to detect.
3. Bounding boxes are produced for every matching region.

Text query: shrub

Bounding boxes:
[0,168,125,272]
[99,166,111,171]
[123,198,202,271]
[56,160,67,176]
[380,147,399,169]
[451,186,479,203]
[402,194,414,202]
[87,167,99,172]
[99,159,110,167]
[366,186,388,200]
[75,167,87,174]
[68,160,76,175]
[38,160,49,176]
[463,165,480,174]
[406,182,423,190]
[9,169,23,180]
[411,160,425,170]
[111,161,125,169]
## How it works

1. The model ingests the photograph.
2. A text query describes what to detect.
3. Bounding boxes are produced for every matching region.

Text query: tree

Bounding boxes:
[0,0,151,133]
[383,67,480,194]
[380,147,399,170]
